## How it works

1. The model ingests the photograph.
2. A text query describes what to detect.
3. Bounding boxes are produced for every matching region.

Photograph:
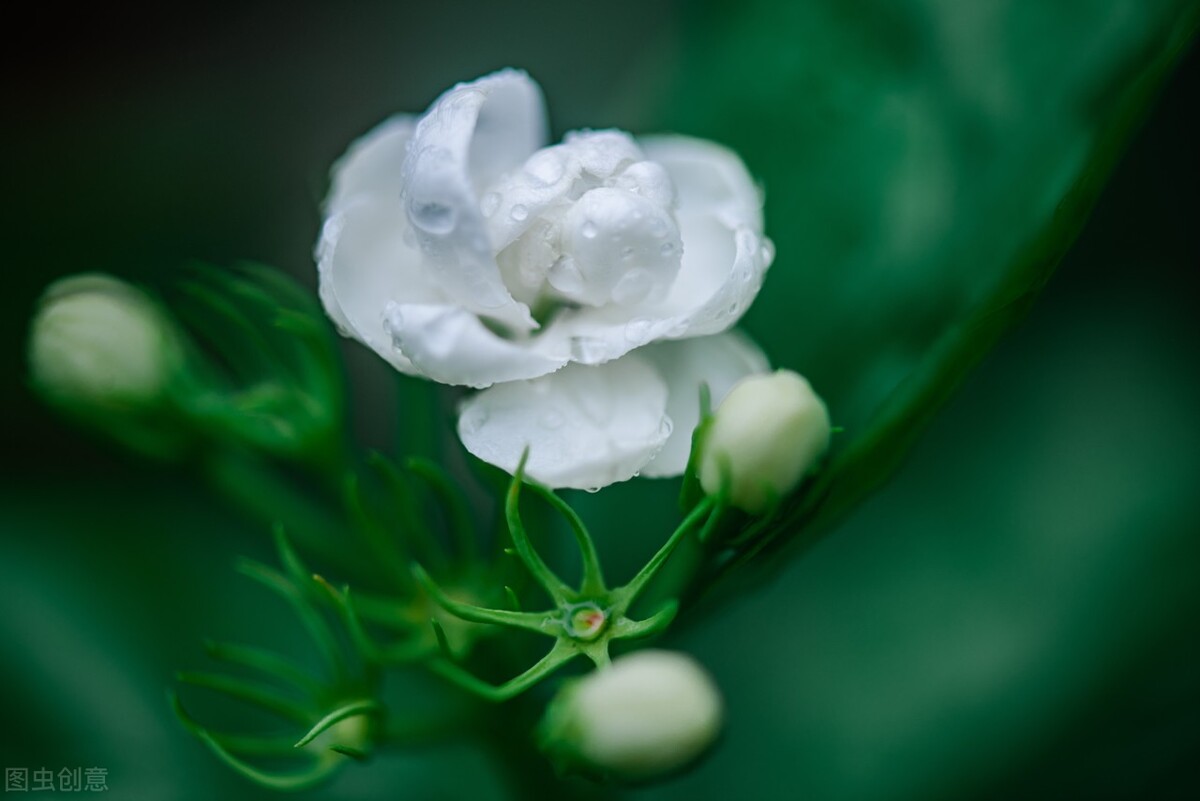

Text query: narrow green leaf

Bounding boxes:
[505,451,571,605]
[412,564,554,636]
[235,557,345,680]
[175,671,315,725]
[202,639,321,696]
[406,456,478,559]
[294,699,381,748]
[427,640,578,702]
[526,482,606,595]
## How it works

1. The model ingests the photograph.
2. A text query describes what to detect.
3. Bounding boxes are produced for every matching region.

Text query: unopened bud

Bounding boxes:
[28,274,179,408]
[537,650,723,782]
[699,369,830,513]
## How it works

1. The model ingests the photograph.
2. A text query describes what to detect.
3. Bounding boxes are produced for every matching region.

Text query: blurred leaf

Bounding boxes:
[661,0,1199,587]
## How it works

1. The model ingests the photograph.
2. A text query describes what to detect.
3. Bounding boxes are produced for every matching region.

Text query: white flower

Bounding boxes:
[28,274,178,408]
[537,650,723,782]
[700,369,831,513]
[317,70,775,488]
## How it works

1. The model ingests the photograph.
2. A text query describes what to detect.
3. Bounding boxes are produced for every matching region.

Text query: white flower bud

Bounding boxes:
[538,650,723,782]
[28,274,178,408]
[700,369,831,513]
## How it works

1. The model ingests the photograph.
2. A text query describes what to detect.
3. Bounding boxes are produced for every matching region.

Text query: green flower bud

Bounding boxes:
[29,274,179,408]
[699,369,830,513]
[538,650,723,783]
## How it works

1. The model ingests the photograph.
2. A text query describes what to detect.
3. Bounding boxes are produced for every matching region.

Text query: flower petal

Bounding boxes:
[457,355,672,489]
[402,70,547,332]
[384,303,568,388]
[316,202,443,374]
[325,115,415,215]
[639,135,763,230]
[640,135,774,338]
[637,331,770,478]
[482,130,646,253]
[519,135,774,368]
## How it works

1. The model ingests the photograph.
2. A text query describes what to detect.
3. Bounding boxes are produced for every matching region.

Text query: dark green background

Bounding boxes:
[3,3,1198,798]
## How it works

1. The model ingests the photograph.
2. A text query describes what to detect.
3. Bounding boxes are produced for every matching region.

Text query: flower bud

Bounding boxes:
[537,650,723,782]
[28,274,179,408]
[699,369,831,513]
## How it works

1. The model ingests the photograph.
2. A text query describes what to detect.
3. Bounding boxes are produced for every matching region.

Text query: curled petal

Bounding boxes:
[402,70,546,332]
[640,135,763,230]
[641,135,773,338]
[637,331,770,477]
[324,115,416,215]
[316,203,443,374]
[522,135,772,367]
[483,130,646,253]
[385,303,568,388]
[658,215,772,338]
[457,356,671,489]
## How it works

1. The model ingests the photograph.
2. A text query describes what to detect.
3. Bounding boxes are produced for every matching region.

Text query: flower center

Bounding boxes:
[482,131,684,322]
[563,601,608,641]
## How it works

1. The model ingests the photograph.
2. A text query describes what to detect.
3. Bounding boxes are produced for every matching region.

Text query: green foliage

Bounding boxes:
[661,0,1200,591]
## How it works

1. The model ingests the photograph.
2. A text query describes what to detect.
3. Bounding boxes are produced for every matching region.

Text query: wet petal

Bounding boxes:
[325,115,415,215]
[384,303,568,388]
[316,202,443,374]
[637,331,770,477]
[457,355,671,489]
[402,70,547,332]
[639,135,763,230]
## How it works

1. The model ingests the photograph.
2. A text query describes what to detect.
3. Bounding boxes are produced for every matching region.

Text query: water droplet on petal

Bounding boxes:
[525,150,565,185]
[612,269,653,306]
[547,256,584,295]
[410,201,457,234]
[480,192,501,218]
[659,241,675,257]
[585,486,602,494]
[620,246,634,261]
[581,221,598,239]
[760,239,776,264]
[510,204,529,222]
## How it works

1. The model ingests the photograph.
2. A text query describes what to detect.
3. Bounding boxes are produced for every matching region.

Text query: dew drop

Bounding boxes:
[547,256,584,295]
[726,302,740,317]
[525,151,565,185]
[480,192,501,218]
[510,204,529,222]
[612,269,652,306]
[581,221,598,239]
[410,201,457,234]
[620,246,635,261]
[659,241,675,257]
[585,486,602,494]
[760,240,776,263]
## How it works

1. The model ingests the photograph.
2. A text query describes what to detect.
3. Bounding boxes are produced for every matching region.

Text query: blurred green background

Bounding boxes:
[3,2,1198,799]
